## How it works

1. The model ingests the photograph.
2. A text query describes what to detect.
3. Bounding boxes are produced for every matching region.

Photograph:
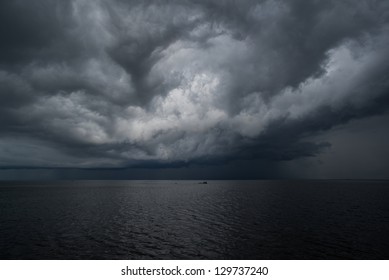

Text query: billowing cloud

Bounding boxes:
[1,0,389,177]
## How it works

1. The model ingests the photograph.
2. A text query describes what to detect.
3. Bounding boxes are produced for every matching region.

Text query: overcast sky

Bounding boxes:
[1,0,389,180]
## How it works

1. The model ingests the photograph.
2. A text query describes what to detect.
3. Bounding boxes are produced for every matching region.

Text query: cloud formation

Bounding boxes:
[1,0,389,174]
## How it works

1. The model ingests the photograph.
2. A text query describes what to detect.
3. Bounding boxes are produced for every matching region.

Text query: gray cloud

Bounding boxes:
[0,0,389,178]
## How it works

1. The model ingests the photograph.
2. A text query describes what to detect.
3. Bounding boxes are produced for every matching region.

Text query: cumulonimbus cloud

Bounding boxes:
[0,0,389,169]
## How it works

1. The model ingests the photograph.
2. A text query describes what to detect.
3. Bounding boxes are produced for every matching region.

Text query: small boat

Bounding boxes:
[199,181,208,184]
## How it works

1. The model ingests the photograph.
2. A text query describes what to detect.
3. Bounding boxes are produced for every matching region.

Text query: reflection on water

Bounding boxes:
[1,180,389,259]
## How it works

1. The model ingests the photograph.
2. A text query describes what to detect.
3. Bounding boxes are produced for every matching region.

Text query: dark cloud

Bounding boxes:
[0,1,73,65]
[0,0,389,179]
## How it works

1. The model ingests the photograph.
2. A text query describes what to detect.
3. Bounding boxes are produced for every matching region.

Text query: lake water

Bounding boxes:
[1,180,388,259]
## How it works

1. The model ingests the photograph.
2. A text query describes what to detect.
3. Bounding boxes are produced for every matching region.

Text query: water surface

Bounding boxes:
[1,180,388,259]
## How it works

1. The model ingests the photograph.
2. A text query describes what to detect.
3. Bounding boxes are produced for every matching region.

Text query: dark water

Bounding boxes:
[1,180,389,259]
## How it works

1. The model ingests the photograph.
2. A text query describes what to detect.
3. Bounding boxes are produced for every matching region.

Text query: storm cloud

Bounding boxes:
[1,0,389,178]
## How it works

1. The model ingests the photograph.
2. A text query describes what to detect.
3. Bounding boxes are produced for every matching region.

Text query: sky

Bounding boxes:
[0,0,389,180]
